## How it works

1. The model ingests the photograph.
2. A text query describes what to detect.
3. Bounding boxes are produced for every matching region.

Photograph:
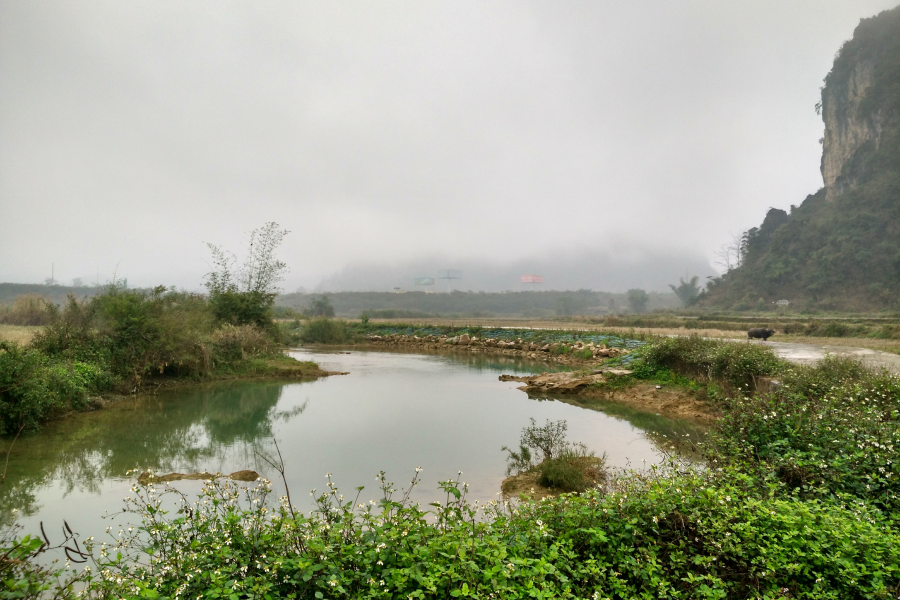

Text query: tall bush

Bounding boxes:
[204,222,288,329]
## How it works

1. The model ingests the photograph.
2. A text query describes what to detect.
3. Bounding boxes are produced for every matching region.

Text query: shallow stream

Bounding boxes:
[1,347,703,541]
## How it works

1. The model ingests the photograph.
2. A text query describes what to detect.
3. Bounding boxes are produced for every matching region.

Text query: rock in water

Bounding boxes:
[137,470,260,485]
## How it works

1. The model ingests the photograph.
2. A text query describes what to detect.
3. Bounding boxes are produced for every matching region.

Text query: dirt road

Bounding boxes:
[766,340,900,374]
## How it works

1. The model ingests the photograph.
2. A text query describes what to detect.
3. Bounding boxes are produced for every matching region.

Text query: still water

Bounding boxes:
[1,347,702,540]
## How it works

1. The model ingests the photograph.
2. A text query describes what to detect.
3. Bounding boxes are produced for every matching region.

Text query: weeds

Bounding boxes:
[73,461,900,599]
[537,445,604,493]
[503,419,606,494]
[503,418,570,475]
[299,318,357,344]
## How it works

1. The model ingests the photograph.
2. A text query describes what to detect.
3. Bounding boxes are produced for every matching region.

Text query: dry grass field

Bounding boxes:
[0,324,41,345]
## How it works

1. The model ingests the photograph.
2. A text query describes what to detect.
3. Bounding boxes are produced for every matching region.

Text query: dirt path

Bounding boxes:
[766,340,900,375]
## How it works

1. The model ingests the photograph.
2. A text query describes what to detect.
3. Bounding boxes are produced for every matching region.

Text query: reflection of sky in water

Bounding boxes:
[1,348,702,544]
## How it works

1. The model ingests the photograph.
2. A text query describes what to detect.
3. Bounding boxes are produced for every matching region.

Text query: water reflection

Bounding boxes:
[1,348,705,539]
[0,382,289,521]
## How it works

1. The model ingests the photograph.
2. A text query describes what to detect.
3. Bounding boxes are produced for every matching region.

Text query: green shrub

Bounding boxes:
[208,289,276,329]
[550,343,570,355]
[537,446,602,493]
[0,341,110,435]
[300,318,356,344]
[0,530,82,599]
[31,287,218,384]
[84,469,900,599]
[713,358,900,512]
[206,324,274,363]
[642,335,782,390]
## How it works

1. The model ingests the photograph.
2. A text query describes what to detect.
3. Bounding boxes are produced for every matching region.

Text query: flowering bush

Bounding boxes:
[80,466,900,599]
[715,356,900,513]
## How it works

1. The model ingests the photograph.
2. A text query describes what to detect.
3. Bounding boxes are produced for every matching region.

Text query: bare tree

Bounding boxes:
[715,232,746,273]
[205,222,289,295]
[243,222,289,294]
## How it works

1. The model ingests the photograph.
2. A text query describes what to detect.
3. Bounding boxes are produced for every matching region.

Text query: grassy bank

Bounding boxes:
[7,335,899,598]
[0,286,325,437]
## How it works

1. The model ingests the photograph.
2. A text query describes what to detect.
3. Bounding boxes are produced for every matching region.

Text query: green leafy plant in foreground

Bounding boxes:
[0,520,89,599]
[79,465,900,599]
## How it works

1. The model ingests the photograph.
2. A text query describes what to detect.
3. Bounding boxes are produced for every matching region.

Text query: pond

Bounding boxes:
[0,347,703,543]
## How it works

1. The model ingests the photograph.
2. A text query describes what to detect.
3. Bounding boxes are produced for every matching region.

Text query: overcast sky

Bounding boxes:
[1,1,896,292]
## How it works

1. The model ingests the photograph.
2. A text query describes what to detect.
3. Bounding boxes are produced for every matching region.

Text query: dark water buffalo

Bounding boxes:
[748,328,776,341]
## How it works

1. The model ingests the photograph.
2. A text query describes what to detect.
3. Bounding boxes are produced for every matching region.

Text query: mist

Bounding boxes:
[315,248,716,294]
[2,1,897,291]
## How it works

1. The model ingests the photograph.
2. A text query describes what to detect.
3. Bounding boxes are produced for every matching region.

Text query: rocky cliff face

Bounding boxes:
[699,6,900,310]
[820,59,881,201]
[819,7,900,202]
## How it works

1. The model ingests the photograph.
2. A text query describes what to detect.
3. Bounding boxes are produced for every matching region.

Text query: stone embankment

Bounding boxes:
[362,333,630,366]
[498,368,633,394]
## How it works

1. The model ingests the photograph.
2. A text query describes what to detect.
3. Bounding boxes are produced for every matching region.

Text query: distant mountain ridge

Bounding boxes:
[702,6,900,311]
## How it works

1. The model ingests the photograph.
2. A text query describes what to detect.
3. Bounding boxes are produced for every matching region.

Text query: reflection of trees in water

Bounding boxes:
[345,345,566,374]
[450,353,567,374]
[401,347,567,374]
[0,382,292,517]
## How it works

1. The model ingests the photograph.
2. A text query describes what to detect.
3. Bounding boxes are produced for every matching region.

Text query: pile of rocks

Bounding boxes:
[362,333,630,362]
[499,367,633,394]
